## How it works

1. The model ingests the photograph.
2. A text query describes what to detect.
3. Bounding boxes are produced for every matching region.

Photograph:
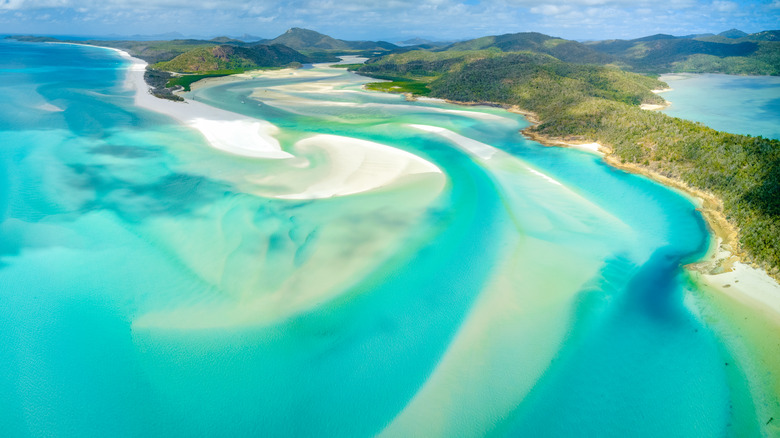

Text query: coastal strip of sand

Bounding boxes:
[117,51,293,159]
[512,105,780,324]
[109,47,444,199]
[47,42,291,159]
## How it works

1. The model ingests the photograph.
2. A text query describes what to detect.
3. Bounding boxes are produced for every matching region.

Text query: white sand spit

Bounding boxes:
[118,50,292,159]
[269,134,442,200]
[407,124,496,159]
[569,142,602,153]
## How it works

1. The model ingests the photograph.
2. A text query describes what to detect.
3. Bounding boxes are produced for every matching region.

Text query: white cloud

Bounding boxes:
[711,0,737,12]
[0,0,777,43]
[529,4,571,15]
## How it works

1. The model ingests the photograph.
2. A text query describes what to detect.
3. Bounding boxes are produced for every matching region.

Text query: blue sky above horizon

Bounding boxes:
[1,0,778,42]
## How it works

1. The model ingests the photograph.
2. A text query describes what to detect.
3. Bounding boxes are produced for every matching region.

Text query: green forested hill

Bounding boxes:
[587,30,780,75]
[432,29,780,75]
[718,29,749,39]
[356,50,780,274]
[8,27,398,64]
[358,50,664,105]
[444,32,615,64]
[152,44,310,72]
[266,27,397,52]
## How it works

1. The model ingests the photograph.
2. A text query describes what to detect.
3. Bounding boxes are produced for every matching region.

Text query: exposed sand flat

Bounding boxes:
[187,74,244,91]
[252,134,443,200]
[258,90,510,119]
[266,80,365,95]
[640,103,668,110]
[253,68,340,80]
[436,108,508,120]
[700,262,780,321]
[117,50,292,159]
[256,93,511,122]
[527,168,563,187]
[408,124,574,190]
[414,96,447,103]
[407,124,497,159]
[567,142,602,153]
[109,50,445,199]
[522,128,605,156]
[321,55,368,66]
[36,103,64,112]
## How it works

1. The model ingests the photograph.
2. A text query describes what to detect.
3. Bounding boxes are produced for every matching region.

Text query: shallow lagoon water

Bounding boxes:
[660,73,780,140]
[0,40,776,436]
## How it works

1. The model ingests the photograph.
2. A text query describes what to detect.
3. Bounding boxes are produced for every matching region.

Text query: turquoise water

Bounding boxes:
[0,40,772,436]
[660,73,780,140]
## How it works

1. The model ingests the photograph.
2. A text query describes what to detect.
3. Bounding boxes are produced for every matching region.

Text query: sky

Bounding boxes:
[1,0,779,42]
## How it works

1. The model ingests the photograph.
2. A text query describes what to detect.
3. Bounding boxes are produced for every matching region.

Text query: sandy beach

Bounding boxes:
[496,89,780,319]
[605,158,780,333]
[699,261,780,318]
[112,43,780,311]
[521,127,606,155]
[111,49,445,200]
[116,51,293,159]
[605,158,780,322]
[640,103,670,111]
[47,42,289,159]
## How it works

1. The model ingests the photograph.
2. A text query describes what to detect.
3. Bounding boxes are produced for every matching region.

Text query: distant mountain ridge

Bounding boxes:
[585,29,780,75]
[719,28,749,39]
[442,32,614,64]
[264,28,397,52]
[8,27,779,76]
[396,37,453,47]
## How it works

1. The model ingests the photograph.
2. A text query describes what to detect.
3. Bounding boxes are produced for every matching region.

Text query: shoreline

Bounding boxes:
[48,41,293,159]
[514,104,744,264]
[118,51,293,159]
[65,47,780,312]
[110,49,444,199]
[415,94,780,319]
[507,102,780,320]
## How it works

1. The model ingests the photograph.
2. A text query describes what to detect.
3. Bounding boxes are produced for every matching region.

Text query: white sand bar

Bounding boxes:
[701,262,780,318]
[119,51,292,159]
[271,134,443,200]
[407,124,496,159]
[110,49,445,199]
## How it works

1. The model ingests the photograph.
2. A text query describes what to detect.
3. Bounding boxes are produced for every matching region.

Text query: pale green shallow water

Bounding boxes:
[0,40,776,437]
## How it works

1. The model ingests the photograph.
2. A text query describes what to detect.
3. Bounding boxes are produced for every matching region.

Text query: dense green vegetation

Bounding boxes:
[586,31,780,75]
[423,29,780,76]
[153,44,309,72]
[11,29,779,271]
[142,69,184,101]
[444,32,615,64]
[364,80,431,95]
[357,50,780,274]
[265,27,397,53]
[164,71,242,91]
